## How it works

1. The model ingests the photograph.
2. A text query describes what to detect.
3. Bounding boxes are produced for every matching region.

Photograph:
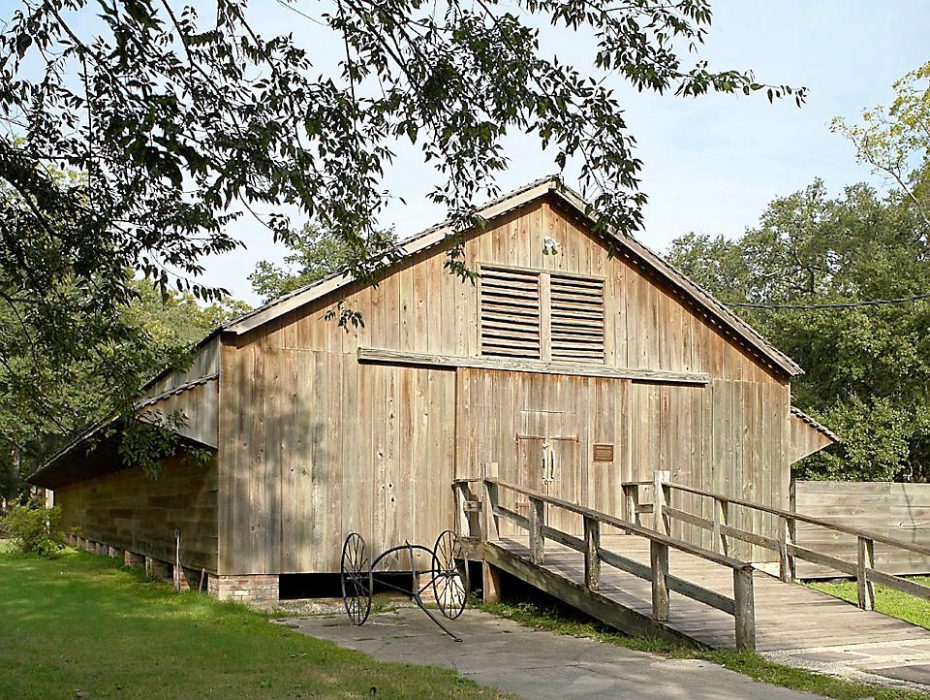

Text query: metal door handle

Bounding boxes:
[542,443,555,484]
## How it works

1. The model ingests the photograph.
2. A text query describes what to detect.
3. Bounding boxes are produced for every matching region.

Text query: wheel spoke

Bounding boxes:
[342,533,372,625]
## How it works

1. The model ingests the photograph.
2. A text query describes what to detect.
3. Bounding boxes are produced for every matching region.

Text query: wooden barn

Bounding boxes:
[31,176,835,604]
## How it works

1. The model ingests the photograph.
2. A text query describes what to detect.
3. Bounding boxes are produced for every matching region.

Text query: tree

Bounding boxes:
[0,278,247,501]
[0,1,804,473]
[0,0,804,348]
[250,224,396,303]
[668,180,930,481]
[831,60,930,237]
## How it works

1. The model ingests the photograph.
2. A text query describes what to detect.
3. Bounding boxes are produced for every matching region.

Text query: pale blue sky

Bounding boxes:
[191,2,930,304]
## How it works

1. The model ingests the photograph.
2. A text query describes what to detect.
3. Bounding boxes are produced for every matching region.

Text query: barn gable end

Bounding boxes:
[216,187,803,575]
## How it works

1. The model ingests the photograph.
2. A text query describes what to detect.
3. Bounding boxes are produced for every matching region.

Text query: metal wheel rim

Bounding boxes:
[431,530,466,619]
[340,532,373,625]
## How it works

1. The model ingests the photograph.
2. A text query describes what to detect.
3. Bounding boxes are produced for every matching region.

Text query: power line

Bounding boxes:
[725,292,930,310]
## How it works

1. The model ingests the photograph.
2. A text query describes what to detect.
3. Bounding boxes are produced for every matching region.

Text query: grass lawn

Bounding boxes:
[0,547,505,699]
[480,600,930,700]
[810,577,930,630]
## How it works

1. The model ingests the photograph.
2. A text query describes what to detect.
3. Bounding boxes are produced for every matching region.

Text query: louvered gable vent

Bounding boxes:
[550,273,605,362]
[479,267,541,359]
[479,266,605,363]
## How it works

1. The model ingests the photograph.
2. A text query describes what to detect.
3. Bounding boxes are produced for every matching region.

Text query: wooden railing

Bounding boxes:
[622,473,930,612]
[455,474,759,650]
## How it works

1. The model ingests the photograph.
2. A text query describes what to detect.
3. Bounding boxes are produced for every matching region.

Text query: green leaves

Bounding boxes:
[249,223,396,302]
[668,178,930,482]
[0,500,64,557]
[0,0,802,474]
[832,61,930,236]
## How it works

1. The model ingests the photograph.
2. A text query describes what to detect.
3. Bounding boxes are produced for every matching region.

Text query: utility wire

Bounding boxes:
[725,292,930,310]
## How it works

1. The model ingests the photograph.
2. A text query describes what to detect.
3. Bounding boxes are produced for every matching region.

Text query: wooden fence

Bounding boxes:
[794,481,930,578]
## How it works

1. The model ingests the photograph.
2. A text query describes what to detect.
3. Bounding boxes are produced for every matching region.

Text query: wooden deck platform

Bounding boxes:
[488,533,930,652]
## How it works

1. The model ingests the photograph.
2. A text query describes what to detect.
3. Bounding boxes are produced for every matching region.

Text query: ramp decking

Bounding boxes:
[488,533,929,652]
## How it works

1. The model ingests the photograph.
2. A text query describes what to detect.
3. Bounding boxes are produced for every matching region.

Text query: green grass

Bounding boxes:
[480,600,930,700]
[811,577,930,630]
[0,547,506,699]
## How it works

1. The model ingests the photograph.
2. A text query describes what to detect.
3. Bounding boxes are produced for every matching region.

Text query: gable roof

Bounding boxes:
[223,176,803,377]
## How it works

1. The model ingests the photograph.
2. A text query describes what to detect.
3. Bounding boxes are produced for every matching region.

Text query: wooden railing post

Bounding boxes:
[653,470,670,535]
[454,482,469,539]
[712,497,729,555]
[584,515,601,591]
[733,566,756,651]
[481,463,500,543]
[777,515,793,583]
[622,483,640,525]
[650,539,669,622]
[857,536,875,610]
[528,496,545,565]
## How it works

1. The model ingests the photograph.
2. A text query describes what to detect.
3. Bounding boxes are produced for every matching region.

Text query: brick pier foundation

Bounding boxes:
[209,575,279,606]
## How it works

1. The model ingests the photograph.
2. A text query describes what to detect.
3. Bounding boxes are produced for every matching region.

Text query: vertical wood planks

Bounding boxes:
[215,194,797,580]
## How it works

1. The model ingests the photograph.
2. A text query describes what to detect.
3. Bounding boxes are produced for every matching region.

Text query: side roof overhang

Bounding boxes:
[788,406,838,464]
[220,176,804,377]
[29,375,218,490]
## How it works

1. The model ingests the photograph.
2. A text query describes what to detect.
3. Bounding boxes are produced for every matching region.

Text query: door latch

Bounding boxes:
[542,442,556,484]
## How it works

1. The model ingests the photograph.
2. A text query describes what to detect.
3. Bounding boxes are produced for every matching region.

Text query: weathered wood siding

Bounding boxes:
[250,200,784,381]
[138,379,219,448]
[218,197,792,574]
[794,481,930,578]
[57,454,218,572]
[141,336,219,401]
[218,346,456,574]
[456,369,787,560]
[789,413,833,464]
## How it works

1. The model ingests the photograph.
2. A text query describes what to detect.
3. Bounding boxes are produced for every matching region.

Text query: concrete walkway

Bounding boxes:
[279,609,826,699]
[766,638,930,691]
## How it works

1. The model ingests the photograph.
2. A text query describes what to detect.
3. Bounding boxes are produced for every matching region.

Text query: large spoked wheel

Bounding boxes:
[340,533,373,625]
[431,530,466,620]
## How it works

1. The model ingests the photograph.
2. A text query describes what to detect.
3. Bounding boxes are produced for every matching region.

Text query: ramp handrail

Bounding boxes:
[456,475,758,650]
[621,475,930,612]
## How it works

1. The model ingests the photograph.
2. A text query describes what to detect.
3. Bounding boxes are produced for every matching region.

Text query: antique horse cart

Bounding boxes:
[339,530,468,640]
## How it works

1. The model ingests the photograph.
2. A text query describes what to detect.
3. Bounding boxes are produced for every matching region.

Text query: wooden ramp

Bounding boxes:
[487,533,929,652]
[457,474,930,664]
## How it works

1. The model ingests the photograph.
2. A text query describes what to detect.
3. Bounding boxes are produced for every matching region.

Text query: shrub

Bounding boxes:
[0,502,65,557]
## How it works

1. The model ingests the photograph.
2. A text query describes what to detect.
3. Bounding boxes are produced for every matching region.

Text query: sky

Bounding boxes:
[191,0,930,306]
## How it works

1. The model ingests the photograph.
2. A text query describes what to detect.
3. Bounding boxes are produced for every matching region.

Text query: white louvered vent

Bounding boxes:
[549,273,605,363]
[479,267,541,359]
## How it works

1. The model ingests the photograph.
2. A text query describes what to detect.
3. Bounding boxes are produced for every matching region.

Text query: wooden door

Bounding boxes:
[455,368,592,536]
[517,408,582,533]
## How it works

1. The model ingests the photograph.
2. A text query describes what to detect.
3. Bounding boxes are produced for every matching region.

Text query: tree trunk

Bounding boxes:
[9,446,20,502]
